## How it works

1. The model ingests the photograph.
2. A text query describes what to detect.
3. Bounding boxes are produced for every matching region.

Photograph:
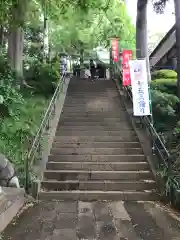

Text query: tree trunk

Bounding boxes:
[136,0,148,59]
[8,27,24,86]
[0,25,4,47]
[43,16,49,62]
[7,0,28,87]
[174,0,180,97]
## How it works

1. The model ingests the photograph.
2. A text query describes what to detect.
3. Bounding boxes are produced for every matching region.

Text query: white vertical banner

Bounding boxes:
[129,59,151,116]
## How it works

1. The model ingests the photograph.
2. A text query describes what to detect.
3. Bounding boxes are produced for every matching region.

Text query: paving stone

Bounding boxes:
[93,202,112,221]
[77,215,96,239]
[53,201,77,213]
[78,201,93,217]
[51,229,77,240]
[96,221,119,240]
[2,200,180,240]
[114,219,142,240]
[108,201,130,220]
[55,213,78,229]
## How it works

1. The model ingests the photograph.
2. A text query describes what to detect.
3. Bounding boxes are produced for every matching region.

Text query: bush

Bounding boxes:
[0,55,24,117]
[0,96,48,184]
[151,69,177,80]
[151,89,179,132]
[151,78,177,95]
[26,60,60,96]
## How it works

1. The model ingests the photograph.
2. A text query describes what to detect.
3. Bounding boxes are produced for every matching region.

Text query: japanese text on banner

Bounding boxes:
[129,59,151,116]
[111,39,119,62]
[122,49,132,86]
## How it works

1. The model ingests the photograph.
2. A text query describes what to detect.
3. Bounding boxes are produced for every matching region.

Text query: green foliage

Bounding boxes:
[0,53,16,78]
[24,24,43,61]
[151,78,177,95]
[49,0,135,56]
[0,55,24,117]
[151,69,177,80]
[158,167,180,203]
[0,77,24,117]
[150,69,179,131]
[151,89,179,132]
[26,61,60,96]
[0,96,48,184]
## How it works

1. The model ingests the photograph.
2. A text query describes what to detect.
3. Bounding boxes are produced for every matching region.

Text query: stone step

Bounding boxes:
[61,112,128,117]
[64,100,121,104]
[54,136,139,142]
[61,107,126,112]
[50,147,143,155]
[58,122,129,127]
[57,125,133,131]
[46,162,149,171]
[63,101,125,107]
[52,142,141,148]
[41,180,157,191]
[55,130,136,137]
[44,170,153,181]
[59,117,129,122]
[38,190,158,201]
[67,92,118,97]
[48,154,146,162]
[66,95,119,98]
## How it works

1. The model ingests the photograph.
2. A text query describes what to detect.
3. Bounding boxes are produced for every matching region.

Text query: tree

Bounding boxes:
[49,0,135,60]
[0,0,106,85]
[8,0,29,86]
[136,0,148,58]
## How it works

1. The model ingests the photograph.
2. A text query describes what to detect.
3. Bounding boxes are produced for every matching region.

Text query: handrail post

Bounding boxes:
[25,157,29,193]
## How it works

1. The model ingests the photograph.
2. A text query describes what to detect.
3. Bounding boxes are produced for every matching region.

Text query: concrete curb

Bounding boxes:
[0,188,25,233]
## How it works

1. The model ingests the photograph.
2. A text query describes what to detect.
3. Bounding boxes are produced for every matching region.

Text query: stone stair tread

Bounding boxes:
[48,154,146,162]
[46,161,149,171]
[44,170,151,173]
[50,147,143,155]
[51,147,142,150]
[41,179,156,183]
[38,190,159,201]
[52,142,141,147]
[53,136,139,142]
[47,161,148,164]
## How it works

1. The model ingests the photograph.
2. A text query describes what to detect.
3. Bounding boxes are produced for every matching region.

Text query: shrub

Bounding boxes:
[151,78,177,95]
[26,60,60,96]
[151,69,177,80]
[0,55,24,117]
[151,89,179,132]
[0,96,48,184]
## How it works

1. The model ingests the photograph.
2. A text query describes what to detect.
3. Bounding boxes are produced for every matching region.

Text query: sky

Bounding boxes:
[125,0,175,35]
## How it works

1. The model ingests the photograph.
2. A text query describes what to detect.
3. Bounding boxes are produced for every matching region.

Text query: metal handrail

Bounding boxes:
[115,63,170,168]
[25,73,67,191]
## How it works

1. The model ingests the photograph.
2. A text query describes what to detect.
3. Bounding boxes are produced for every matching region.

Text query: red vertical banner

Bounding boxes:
[111,38,119,62]
[122,49,132,86]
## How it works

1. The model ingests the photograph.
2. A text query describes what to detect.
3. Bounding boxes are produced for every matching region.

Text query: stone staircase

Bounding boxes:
[39,79,158,201]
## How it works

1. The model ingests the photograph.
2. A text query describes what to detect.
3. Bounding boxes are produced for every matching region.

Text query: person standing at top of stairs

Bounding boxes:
[90,59,96,80]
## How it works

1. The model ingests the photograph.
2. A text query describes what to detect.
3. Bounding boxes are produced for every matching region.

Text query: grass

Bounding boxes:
[0,95,49,184]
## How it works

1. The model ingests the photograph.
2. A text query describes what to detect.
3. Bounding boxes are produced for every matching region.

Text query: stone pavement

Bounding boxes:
[2,200,180,240]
